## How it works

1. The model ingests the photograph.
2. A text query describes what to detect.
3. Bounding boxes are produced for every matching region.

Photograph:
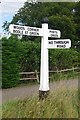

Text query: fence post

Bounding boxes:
[72,67,74,72]
[35,70,39,83]
[57,69,59,73]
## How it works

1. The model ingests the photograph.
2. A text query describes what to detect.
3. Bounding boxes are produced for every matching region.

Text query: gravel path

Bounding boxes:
[1,79,78,104]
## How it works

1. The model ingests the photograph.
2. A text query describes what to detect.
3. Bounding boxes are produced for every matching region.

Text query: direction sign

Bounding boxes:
[9,24,43,37]
[9,24,61,38]
[48,39,71,49]
[48,29,61,38]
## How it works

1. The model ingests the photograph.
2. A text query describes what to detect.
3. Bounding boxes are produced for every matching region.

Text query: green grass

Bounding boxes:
[2,87,79,118]
[50,71,79,82]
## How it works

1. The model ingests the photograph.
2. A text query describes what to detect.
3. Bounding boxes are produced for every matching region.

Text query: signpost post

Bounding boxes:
[9,21,71,100]
[39,23,49,99]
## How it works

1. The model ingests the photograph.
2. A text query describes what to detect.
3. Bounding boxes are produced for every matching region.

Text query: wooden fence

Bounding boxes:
[19,67,80,83]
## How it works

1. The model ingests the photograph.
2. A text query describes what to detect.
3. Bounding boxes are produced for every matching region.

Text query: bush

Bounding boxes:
[2,37,20,88]
[2,36,41,88]
[49,49,78,70]
[19,40,40,72]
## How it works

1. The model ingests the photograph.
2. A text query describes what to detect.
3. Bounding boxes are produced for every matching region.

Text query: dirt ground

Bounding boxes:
[0,79,78,104]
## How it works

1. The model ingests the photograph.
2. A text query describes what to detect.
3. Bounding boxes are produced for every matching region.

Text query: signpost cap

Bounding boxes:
[42,17,49,23]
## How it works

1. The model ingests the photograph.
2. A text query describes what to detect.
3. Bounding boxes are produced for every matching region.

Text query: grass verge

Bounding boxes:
[2,87,79,118]
[50,71,79,82]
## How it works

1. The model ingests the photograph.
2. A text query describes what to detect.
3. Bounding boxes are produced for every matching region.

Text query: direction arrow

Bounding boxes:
[48,29,61,38]
[9,24,43,37]
[48,39,71,49]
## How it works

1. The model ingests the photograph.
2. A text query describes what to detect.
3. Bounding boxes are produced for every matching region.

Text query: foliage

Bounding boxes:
[18,39,40,72]
[49,49,78,70]
[2,36,40,88]
[73,2,80,42]
[2,37,21,88]
[2,88,78,118]
[2,36,79,88]
[3,2,80,46]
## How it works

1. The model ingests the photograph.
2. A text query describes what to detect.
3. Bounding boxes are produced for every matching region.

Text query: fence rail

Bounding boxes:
[49,67,80,73]
[19,67,80,82]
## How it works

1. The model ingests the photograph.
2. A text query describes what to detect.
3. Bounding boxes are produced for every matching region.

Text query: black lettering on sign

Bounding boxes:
[27,27,39,32]
[13,30,20,34]
[65,41,69,44]
[49,41,53,44]
[49,30,57,34]
[21,31,23,35]
[54,41,69,44]
[37,32,39,35]
[13,30,23,35]
[50,34,58,37]
[25,31,28,35]
[13,26,25,30]
[29,31,39,36]
[57,45,66,48]
[63,45,66,48]
[54,41,62,44]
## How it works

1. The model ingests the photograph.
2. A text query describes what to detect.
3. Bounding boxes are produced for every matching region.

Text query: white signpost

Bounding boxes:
[9,23,71,99]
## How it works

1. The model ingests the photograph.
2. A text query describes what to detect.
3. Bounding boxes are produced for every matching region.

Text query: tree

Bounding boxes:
[3,2,79,46]
[73,2,80,43]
